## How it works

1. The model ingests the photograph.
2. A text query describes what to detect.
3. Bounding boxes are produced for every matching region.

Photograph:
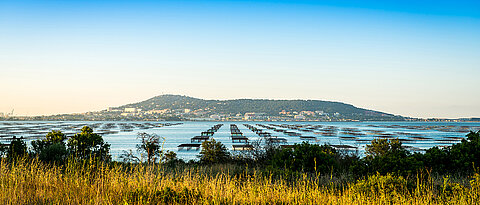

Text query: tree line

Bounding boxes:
[196,131,480,177]
[1,126,479,178]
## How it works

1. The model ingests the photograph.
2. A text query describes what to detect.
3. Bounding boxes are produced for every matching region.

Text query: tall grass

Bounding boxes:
[0,158,479,204]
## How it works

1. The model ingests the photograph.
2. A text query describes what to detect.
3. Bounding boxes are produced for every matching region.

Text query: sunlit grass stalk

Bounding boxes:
[0,158,479,204]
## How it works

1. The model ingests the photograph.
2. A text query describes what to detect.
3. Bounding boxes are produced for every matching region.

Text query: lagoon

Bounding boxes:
[0,121,479,161]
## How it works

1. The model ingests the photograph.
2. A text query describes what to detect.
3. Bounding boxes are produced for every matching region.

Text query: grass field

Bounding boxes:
[1,158,479,204]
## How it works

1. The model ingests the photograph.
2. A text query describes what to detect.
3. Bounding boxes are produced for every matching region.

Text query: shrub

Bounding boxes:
[199,139,230,164]
[269,142,338,173]
[38,143,68,162]
[67,126,111,161]
[4,137,28,159]
[350,173,409,198]
[421,146,452,174]
[31,130,68,162]
[449,131,480,172]
[364,138,422,175]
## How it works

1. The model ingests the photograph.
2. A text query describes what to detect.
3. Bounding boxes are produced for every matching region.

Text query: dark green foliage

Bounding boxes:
[117,94,404,121]
[339,153,366,176]
[31,130,68,162]
[45,130,67,144]
[449,130,480,172]
[199,139,230,164]
[364,138,422,175]
[269,142,338,173]
[421,146,452,173]
[412,130,480,174]
[5,137,27,159]
[1,127,478,181]
[67,126,111,161]
[365,138,406,157]
[38,143,68,162]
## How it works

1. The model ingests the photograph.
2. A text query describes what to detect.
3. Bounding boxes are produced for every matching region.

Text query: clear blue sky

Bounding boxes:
[1,0,479,118]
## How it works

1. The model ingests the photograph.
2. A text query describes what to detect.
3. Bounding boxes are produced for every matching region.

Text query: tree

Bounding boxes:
[121,133,178,164]
[2,137,28,159]
[449,130,480,172]
[365,138,406,158]
[162,150,178,163]
[137,132,164,163]
[67,126,111,161]
[364,138,421,175]
[199,139,230,164]
[45,130,67,143]
[269,142,338,173]
[421,146,452,174]
[31,130,68,162]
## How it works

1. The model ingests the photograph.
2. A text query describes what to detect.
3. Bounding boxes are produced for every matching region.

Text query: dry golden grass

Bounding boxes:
[0,158,479,204]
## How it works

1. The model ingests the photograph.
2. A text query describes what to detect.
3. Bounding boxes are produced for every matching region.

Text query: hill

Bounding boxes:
[116,94,404,121]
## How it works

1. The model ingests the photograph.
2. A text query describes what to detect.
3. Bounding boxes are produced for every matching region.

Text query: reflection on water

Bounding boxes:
[0,121,479,161]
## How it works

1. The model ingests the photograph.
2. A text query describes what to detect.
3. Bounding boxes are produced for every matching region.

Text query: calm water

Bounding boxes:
[1,121,479,161]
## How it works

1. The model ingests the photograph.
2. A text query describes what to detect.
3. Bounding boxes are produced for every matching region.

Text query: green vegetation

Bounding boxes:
[198,139,231,164]
[0,156,479,204]
[1,129,479,204]
[136,132,165,163]
[31,130,68,162]
[4,95,408,121]
[268,142,338,173]
[67,126,111,161]
[120,94,405,121]
[120,132,178,164]
[0,136,27,159]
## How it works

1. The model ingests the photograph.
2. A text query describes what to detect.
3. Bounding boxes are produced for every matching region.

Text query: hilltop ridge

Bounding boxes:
[110,94,404,121]
[7,94,407,121]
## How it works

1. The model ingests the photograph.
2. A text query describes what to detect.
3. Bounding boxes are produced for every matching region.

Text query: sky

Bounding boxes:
[0,0,479,118]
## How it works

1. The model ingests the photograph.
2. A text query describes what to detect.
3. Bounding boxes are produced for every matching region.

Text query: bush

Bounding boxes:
[198,139,230,164]
[38,143,68,162]
[421,146,452,174]
[350,173,410,198]
[31,130,68,162]
[364,138,422,175]
[269,142,338,173]
[449,131,480,172]
[2,137,28,159]
[67,126,111,161]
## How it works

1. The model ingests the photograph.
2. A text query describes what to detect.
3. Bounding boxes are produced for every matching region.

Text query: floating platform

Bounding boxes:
[178,144,201,151]
[191,136,210,143]
[267,137,287,143]
[330,144,357,149]
[232,136,249,143]
[299,136,316,140]
[232,144,253,151]
[201,131,214,136]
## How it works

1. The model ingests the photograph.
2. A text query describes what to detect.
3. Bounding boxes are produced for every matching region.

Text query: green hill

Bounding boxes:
[118,94,404,121]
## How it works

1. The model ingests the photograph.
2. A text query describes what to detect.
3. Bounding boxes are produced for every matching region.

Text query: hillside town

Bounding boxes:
[102,107,344,121]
